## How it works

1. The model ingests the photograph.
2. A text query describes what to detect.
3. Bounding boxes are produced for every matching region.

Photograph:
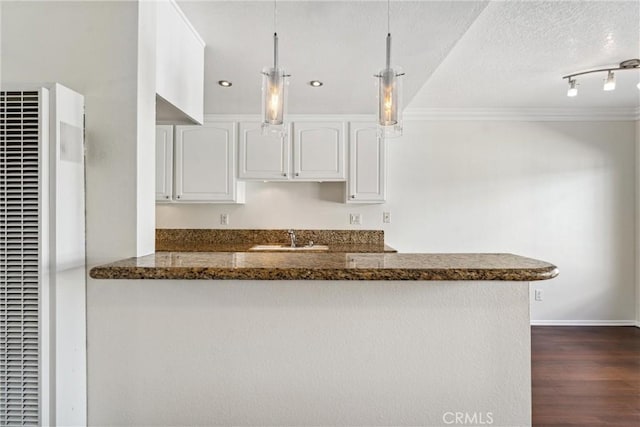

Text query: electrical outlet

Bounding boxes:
[349,213,362,225]
[534,289,543,301]
[383,212,391,224]
[220,213,229,225]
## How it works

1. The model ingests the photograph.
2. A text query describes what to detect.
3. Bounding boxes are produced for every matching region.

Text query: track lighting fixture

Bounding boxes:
[563,59,639,97]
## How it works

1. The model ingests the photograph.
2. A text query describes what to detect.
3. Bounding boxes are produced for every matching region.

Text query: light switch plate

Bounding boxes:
[350,213,362,225]
[220,213,229,225]
[383,212,391,223]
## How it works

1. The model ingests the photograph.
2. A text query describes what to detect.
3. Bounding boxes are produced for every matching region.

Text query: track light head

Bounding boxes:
[567,79,578,97]
[603,70,616,91]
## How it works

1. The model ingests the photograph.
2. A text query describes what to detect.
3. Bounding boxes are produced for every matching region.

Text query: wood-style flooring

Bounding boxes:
[532,326,640,426]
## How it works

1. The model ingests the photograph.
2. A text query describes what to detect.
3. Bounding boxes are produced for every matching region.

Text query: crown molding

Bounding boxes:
[203,113,377,122]
[201,108,640,123]
[403,107,640,121]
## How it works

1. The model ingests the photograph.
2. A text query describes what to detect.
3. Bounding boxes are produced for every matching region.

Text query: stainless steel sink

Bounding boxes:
[249,244,329,252]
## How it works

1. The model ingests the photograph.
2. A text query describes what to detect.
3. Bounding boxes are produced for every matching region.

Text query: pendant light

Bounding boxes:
[261,0,290,136]
[375,0,404,138]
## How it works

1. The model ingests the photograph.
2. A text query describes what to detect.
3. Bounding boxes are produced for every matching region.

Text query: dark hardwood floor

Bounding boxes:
[532,326,640,426]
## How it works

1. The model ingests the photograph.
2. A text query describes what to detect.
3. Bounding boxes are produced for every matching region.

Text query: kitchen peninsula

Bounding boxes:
[89,229,557,426]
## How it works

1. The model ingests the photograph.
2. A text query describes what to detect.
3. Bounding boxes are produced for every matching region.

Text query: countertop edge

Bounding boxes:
[89,265,559,282]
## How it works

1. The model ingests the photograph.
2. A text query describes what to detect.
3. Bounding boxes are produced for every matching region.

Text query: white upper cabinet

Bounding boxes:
[174,123,244,203]
[238,122,290,180]
[156,0,205,124]
[155,125,173,202]
[347,122,386,203]
[238,121,345,181]
[292,121,346,181]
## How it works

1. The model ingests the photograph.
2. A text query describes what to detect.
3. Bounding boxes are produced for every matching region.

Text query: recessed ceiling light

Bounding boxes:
[218,80,232,87]
[309,80,323,87]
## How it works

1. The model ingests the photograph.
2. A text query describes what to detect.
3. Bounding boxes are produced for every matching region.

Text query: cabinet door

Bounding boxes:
[155,125,173,202]
[174,123,241,202]
[292,121,346,181]
[347,122,386,203]
[238,122,290,180]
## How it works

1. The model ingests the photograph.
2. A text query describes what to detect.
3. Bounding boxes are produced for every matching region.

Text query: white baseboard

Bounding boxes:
[531,320,637,326]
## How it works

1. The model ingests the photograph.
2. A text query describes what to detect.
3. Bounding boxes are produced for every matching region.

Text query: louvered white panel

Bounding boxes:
[0,91,41,426]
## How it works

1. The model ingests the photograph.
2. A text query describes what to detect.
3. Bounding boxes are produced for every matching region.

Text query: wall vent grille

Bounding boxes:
[0,91,40,426]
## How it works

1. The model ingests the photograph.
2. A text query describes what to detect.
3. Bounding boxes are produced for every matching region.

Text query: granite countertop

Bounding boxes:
[155,229,396,253]
[90,252,558,281]
[156,242,397,253]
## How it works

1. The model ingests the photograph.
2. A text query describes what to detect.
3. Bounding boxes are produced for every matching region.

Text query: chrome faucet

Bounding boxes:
[287,229,297,248]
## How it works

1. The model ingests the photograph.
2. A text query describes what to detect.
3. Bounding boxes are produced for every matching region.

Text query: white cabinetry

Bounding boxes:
[238,121,346,181]
[157,119,386,204]
[347,122,386,203]
[155,125,173,202]
[238,122,290,180]
[293,121,346,180]
[156,0,205,124]
[173,123,244,203]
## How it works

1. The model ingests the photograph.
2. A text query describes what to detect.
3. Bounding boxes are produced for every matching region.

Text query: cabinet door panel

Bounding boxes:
[293,121,345,180]
[175,123,238,201]
[155,125,173,202]
[348,122,386,203]
[238,122,290,180]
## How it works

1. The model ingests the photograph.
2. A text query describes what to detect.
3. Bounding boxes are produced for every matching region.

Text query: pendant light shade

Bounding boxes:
[261,3,289,136]
[376,3,404,138]
[262,65,286,126]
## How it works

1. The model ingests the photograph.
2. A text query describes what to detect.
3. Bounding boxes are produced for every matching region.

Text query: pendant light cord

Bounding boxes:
[387,0,390,35]
[274,0,277,34]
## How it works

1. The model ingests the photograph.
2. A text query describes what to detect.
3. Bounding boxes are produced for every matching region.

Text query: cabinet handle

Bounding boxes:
[295,172,299,177]
[351,195,355,199]
[165,195,170,199]
[283,173,287,177]
[176,195,181,199]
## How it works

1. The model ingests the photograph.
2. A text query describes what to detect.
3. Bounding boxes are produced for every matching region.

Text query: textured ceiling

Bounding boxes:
[408,0,640,109]
[179,0,640,113]
[177,0,489,114]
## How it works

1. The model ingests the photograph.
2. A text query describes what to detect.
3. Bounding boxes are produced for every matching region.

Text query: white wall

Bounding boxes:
[88,279,532,426]
[2,0,155,262]
[2,1,157,424]
[158,120,637,323]
[637,119,640,326]
[137,0,158,256]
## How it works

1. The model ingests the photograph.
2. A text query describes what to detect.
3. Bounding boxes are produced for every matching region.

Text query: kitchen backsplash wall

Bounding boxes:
[158,119,638,324]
